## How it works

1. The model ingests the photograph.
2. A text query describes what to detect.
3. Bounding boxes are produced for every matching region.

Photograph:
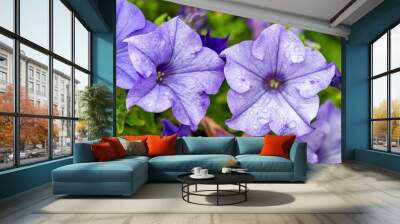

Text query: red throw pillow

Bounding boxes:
[146,134,177,157]
[260,135,296,159]
[124,135,148,141]
[91,142,117,161]
[101,137,126,158]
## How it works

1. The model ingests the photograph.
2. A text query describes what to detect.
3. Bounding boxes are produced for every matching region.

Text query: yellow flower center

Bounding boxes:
[157,71,165,82]
[269,79,280,89]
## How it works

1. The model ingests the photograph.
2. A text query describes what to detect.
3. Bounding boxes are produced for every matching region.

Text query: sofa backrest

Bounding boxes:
[235,137,264,155]
[73,139,100,163]
[178,137,236,155]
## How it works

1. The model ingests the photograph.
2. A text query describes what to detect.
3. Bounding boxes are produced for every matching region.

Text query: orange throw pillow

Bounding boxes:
[91,142,117,161]
[260,135,296,159]
[146,134,177,157]
[101,137,126,158]
[124,135,148,141]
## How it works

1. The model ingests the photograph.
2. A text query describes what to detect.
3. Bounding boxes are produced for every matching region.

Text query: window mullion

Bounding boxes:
[48,0,54,160]
[71,10,76,155]
[388,30,391,152]
[13,0,21,167]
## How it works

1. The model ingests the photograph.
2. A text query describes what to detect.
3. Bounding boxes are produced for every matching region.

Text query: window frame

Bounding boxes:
[0,0,92,171]
[370,21,400,154]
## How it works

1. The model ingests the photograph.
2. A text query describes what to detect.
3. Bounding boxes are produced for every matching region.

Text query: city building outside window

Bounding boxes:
[0,0,91,170]
[28,81,34,94]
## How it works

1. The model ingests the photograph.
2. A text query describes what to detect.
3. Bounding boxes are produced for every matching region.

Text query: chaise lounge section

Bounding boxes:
[52,137,307,196]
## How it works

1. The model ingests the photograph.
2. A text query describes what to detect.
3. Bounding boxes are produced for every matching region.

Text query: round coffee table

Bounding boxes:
[177,173,255,206]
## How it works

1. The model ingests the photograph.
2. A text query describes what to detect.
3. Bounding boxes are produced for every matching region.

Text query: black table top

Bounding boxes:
[177,172,255,185]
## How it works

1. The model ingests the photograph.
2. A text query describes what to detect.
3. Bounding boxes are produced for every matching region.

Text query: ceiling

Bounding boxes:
[166,0,384,37]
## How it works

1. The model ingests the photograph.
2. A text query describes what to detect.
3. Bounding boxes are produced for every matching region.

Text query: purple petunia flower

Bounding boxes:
[179,6,207,30]
[298,100,341,164]
[221,24,335,136]
[161,118,192,137]
[247,19,271,39]
[116,0,156,90]
[200,29,229,54]
[124,17,225,131]
[330,67,342,89]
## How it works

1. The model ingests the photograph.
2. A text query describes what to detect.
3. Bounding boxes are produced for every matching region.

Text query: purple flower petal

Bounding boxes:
[248,19,271,39]
[299,100,341,164]
[116,71,135,90]
[164,76,211,130]
[124,29,172,78]
[279,47,328,81]
[161,118,192,137]
[221,41,272,93]
[131,21,157,36]
[283,63,336,98]
[126,82,174,113]
[116,1,156,89]
[178,6,207,30]
[222,24,335,136]
[124,17,224,131]
[161,118,178,136]
[200,29,229,54]
[116,46,138,89]
[330,66,342,89]
[116,0,145,48]
[225,90,272,136]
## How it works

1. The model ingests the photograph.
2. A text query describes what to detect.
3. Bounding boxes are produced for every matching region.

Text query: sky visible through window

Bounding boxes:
[0,0,87,74]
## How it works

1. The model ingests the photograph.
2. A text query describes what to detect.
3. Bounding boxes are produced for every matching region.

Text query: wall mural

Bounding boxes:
[116,0,342,164]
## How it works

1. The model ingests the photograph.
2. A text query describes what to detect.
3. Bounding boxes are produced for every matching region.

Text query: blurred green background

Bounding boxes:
[117,0,342,136]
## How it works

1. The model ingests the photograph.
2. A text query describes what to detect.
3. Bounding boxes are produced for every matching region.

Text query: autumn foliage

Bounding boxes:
[0,85,59,150]
[372,99,400,142]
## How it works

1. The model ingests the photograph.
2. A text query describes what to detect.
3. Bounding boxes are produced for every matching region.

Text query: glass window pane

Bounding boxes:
[372,77,387,119]
[0,34,14,112]
[75,120,88,143]
[53,0,72,60]
[0,0,14,31]
[391,120,400,153]
[0,116,14,170]
[372,33,387,76]
[372,121,388,151]
[53,119,72,157]
[53,59,72,117]
[74,18,89,70]
[391,24,400,70]
[391,72,400,118]
[20,44,49,115]
[74,69,89,118]
[20,0,49,49]
[20,117,49,165]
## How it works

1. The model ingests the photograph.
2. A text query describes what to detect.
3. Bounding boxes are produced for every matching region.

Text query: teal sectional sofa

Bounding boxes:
[52,137,307,196]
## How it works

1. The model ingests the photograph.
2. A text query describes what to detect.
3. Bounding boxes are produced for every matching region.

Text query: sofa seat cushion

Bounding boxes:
[236,155,293,172]
[117,155,150,163]
[149,154,235,172]
[53,159,147,183]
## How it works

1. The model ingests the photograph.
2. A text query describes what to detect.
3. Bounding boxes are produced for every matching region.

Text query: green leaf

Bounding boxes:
[154,13,169,26]
[319,87,341,108]
[304,31,342,71]
[125,109,146,126]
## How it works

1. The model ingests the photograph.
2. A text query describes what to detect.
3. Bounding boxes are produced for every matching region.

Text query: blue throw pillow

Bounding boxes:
[181,137,235,155]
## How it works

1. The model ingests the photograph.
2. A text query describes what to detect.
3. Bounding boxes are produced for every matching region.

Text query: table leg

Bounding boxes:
[187,184,190,202]
[195,184,198,192]
[217,184,219,206]
[245,183,247,201]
